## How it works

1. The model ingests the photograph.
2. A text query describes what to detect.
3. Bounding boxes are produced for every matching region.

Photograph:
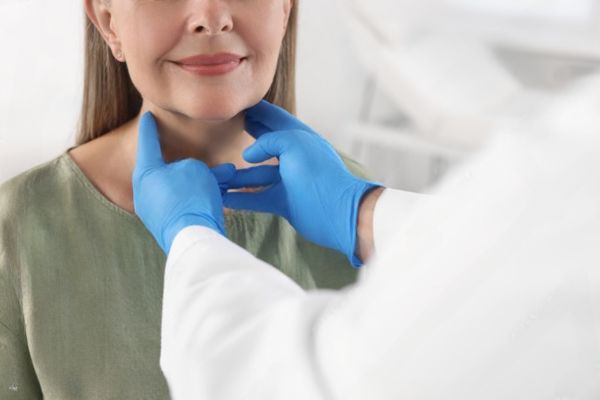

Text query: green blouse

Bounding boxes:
[0,150,370,399]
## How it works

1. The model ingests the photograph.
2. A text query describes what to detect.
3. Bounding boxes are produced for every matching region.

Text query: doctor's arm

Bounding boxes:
[159,186,422,400]
[161,132,600,400]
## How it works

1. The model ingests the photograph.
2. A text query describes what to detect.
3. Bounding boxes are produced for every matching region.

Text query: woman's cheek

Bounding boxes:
[253,62,274,100]
[245,26,281,70]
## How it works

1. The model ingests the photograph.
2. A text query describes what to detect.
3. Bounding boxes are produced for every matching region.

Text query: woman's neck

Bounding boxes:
[129,103,256,167]
[68,104,272,216]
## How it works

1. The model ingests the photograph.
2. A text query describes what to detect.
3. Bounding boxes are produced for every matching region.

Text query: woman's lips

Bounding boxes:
[176,57,245,76]
[173,52,246,76]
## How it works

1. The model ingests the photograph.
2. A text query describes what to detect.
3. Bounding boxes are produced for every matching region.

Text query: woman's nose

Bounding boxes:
[187,0,234,35]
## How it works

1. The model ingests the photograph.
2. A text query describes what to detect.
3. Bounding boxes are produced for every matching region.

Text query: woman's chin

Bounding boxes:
[181,100,244,122]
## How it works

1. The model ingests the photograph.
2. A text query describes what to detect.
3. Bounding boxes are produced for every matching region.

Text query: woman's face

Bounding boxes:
[91,0,292,122]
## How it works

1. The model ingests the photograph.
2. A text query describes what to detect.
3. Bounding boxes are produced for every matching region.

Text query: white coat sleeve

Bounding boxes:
[159,188,424,400]
[372,187,426,252]
[315,133,600,400]
[160,225,334,400]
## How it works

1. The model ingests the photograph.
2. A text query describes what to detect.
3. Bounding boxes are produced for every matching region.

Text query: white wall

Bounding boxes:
[0,0,368,184]
[0,0,84,183]
[295,0,368,153]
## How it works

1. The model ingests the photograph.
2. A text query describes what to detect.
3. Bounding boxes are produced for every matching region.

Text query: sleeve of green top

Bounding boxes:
[0,180,43,399]
[336,149,373,181]
[0,264,43,399]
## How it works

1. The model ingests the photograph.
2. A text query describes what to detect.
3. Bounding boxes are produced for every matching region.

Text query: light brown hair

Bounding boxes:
[76,1,298,145]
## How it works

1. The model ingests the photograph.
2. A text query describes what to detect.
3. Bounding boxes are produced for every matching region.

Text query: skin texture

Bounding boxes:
[71,0,292,214]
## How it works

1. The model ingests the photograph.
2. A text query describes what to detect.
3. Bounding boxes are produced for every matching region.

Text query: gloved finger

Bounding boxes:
[243,131,292,163]
[226,165,281,189]
[210,163,236,184]
[243,118,271,138]
[135,112,166,173]
[244,100,311,139]
[223,186,284,217]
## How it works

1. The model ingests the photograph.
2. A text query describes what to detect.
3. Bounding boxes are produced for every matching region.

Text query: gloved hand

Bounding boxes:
[132,111,236,254]
[223,100,383,267]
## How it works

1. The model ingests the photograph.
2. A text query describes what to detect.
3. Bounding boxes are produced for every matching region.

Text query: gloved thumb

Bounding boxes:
[243,132,290,164]
[210,163,236,184]
[210,163,236,197]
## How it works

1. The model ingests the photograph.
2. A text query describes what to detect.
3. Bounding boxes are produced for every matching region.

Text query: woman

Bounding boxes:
[0,0,372,398]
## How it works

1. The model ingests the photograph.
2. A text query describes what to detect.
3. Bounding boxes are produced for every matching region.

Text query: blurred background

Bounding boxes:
[1,0,600,190]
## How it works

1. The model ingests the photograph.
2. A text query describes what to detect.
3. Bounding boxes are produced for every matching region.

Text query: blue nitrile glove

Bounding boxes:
[132,111,236,254]
[223,100,383,267]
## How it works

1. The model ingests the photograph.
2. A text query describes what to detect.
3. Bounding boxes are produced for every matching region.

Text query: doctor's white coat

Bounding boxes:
[160,130,600,400]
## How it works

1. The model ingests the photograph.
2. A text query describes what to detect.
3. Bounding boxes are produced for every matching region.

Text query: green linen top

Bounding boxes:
[0,149,371,399]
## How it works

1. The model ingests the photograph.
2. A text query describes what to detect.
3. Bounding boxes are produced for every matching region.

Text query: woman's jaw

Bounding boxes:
[131,99,255,167]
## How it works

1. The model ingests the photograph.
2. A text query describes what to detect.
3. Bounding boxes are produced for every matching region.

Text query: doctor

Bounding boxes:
[133,100,600,400]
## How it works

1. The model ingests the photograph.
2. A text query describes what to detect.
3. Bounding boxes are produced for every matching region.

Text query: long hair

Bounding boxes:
[76,2,298,145]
